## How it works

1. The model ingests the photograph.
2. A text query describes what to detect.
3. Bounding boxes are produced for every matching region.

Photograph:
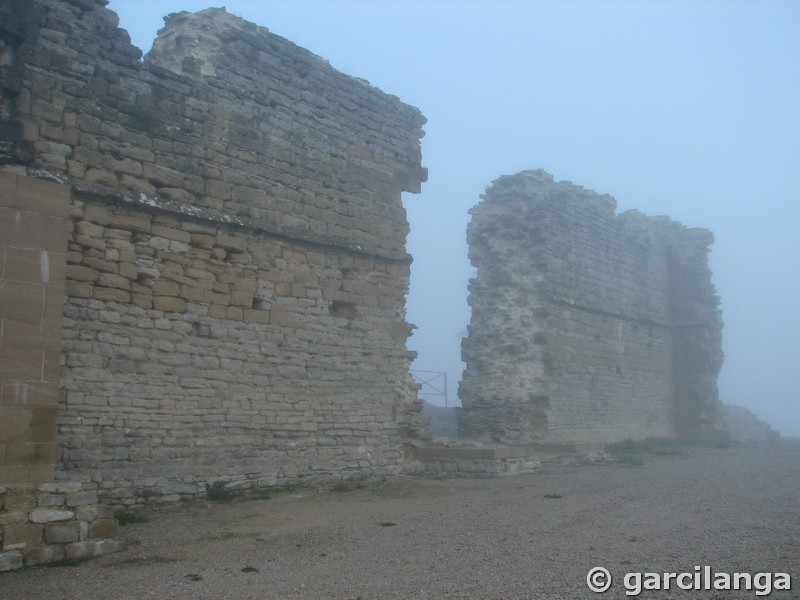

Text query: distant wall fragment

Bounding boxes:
[459,170,725,444]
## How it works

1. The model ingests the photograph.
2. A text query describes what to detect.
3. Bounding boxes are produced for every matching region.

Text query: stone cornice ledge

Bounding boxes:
[71,180,412,264]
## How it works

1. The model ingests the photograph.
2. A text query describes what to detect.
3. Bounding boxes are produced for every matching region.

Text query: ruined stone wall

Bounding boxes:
[459,170,724,444]
[1,0,427,503]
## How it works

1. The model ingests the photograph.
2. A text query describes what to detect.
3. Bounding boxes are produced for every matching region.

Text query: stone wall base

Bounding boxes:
[414,444,543,476]
[414,442,612,476]
[0,482,123,571]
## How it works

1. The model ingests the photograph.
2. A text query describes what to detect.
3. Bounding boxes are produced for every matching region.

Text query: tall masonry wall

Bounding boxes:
[0,0,427,505]
[459,170,725,444]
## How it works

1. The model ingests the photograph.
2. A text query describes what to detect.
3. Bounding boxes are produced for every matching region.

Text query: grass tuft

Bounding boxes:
[114,509,149,526]
[205,481,234,503]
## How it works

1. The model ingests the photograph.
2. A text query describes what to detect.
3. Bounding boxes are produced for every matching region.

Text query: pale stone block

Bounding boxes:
[28,508,74,523]
[65,538,124,560]
[22,544,65,566]
[93,287,130,303]
[269,304,288,326]
[44,522,79,543]
[0,550,23,572]
[35,494,66,507]
[2,524,43,550]
[216,232,247,253]
[65,491,98,507]
[152,296,186,312]
[0,511,29,526]
[112,214,151,233]
[13,1,430,505]
[88,519,119,539]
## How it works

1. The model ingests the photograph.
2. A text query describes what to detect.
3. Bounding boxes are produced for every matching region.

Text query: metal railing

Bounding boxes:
[410,369,448,407]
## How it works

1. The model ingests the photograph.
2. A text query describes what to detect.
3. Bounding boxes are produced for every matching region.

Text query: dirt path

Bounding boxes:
[3,442,799,599]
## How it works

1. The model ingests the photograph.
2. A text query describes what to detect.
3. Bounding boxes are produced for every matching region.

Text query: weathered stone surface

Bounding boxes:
[38,482,83,494]
[36,494,67,507]
[28,509,74,523]
[0,511,29,526]
[44,522,79,544]
[88,518,118,539]
[21,543,65,566]
[0,550,23,572]
[2,493,36,512]
[2,523,43,550]
[460,170,725,444]
[1,0,426,504]
[65,538,124,560]
[1,484,123,569]
[65,491,98,507]
[75,503,114,522]
[0,173,68,485]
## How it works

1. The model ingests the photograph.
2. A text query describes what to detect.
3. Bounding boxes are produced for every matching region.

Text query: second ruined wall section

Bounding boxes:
[460,170,724,444]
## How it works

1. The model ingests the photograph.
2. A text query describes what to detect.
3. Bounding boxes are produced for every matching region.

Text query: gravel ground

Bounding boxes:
[3,441,799,599]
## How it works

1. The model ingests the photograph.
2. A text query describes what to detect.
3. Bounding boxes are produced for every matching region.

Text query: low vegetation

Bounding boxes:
[205,481,235,503]
[607,436,730,466]
[114,509,149,526]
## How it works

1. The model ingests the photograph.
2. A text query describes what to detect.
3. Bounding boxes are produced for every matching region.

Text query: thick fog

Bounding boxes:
[111,0,800,437]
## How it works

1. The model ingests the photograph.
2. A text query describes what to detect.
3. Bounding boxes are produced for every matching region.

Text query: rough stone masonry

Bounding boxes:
[459,170,726,445]
[0,0,427,516]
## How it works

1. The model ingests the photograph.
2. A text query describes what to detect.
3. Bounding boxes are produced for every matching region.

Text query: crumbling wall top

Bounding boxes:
[8,0,427,260]
[460,169,725,444]
[146,8,266,78]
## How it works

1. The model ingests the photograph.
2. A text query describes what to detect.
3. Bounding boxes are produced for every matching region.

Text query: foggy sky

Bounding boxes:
[109,0,800,436]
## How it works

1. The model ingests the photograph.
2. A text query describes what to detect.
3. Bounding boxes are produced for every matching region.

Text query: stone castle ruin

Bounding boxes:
[1,0,428,567]
[459,170,726,444]
[0,0,758,572]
